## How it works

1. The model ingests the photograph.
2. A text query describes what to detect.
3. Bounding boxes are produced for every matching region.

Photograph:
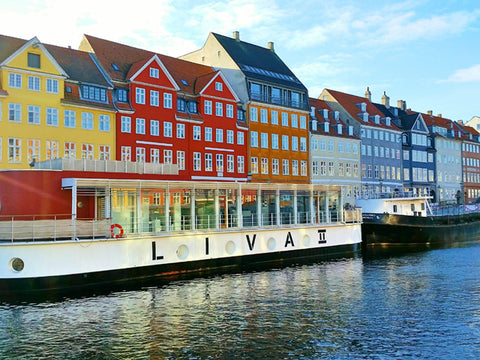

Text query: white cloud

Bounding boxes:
[441,64,480,83]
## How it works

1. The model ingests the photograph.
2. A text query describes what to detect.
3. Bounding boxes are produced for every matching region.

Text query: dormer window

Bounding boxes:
[337,124,342,134]
[177,98,186,112]
[323,109,329,119]
[116,88,128,102]
[362,113,368,122]
[324,122,329,133]
[311,120,317,131]
[188,101,198,114]
[357,102,367,112]
[310,106,315,116]
[150,68,159,78]
[386,117,391,126]
[349,126,353,136]
[81,85,107,103]
[334,111,339,121]
[374,115,380,124]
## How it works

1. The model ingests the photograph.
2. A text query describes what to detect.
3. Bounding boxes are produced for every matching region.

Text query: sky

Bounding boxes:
[2,0,480,121]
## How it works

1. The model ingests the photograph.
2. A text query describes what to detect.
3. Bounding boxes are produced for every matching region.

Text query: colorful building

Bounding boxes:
[309,98,361,206]
[181,32,310,183]
[0,35,116,169]
[79,35,247,182]
[457,124,480,203]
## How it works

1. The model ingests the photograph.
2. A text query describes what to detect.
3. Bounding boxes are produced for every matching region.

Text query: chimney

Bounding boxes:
[233,31,240,41]
[397,100,406,111]
[267,42,274,52]
[381,91,390,108]
[427,110,433,116]
[438,114,442,118]
[365,87,371,101]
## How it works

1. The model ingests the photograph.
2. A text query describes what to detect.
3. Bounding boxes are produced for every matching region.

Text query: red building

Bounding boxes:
[79,35,248,182]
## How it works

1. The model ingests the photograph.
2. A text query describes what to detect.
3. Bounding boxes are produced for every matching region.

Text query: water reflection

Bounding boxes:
[1,243,480,359]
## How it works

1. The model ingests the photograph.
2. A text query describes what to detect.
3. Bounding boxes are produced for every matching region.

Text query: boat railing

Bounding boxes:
[0,215,110,242]
[356,191,428,200]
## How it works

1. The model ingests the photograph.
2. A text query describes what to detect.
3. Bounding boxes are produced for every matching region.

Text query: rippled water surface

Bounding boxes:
[1,244,480,359]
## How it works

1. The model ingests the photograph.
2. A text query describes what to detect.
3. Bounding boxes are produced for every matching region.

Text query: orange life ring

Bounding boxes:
[111,224,124,238]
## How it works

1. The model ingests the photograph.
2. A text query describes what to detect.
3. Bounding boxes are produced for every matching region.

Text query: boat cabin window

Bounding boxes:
[411,204,415,211]
[393,205,398,213]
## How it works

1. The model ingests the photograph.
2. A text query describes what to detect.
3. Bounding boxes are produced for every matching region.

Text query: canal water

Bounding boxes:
[1,243,480,359]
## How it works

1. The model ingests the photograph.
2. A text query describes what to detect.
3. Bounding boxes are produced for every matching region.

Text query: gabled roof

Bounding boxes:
[325,89,400,131]
[396,113,428,132]
[309,97,359,139]
[0,34,27,63]
[44,43,110,87]
[212,32,307,92]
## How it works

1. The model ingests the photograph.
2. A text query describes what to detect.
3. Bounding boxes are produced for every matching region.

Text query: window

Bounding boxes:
[205,153,213,171]
[300,137,307,152]
[226,104,234,118]
[8,138,21,163]
[164,121,172,137]
[250,107,258,122]
[291,114,298,128]
[193,152,201,171]
[27,53,40,68]
[64,142,76,159]
[338,142,344,153]
[205,127,213,142]
[260,109,268,123]
[216,102,223,116]
[272,134,279,149]
[328,162,334,176]
[28,76,40,91]
[227,130,234,144]
[164,150,173,164]
[151,149,160,163]
[117,89,128,102]
[237,156,245,173]
[27,139,40,163]
[320,161,327,176]
[282,135,289,150]
[99,115,110,131]
[189,101,198,113]
[291,136,298,151]
[261,133,268,148]
[177,151,185,170]
[177,123,185,139]
[271,110,278,125]
[215,82,223,91]
[150,67,159,78]
[328,141,334,152]
[227,155,234,173]
[300,116,307,129]
[216,129,223,143]
[193,126,201,140]
[121,116,131,133]
[45,140,59,159]
[282,159,289,175]
[163,93,173,108]
[150,90,159,106]
[151,120,160,136]
[204,100,212,115]
[46,108,58,126]
[9,73,21,88]
[28,106,40,124]
[251,131,258,147]
[9,103,21,122]
[81,85,107,102]
[46,79,58,94]
[64,110,75,128]
[320,140,326,151]
[121,146,131,161]
[311,139,318,151]
[261,158,268,174]
[216,154,224,172]
[99,145,110,160]
[272,159,279,175]
[282,112,288,126]
[292,160,299,176]
[312,161,319,175]
[136,118,146,134]
[136,147,146,162]
[237,132,244,145]
[251,157,258,174]
[136,88,145,104]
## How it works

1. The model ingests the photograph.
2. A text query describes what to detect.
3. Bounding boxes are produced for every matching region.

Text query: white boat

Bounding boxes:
[0,169,362,295]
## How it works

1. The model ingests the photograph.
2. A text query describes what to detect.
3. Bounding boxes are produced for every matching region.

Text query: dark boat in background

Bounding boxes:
[356,194,480,245]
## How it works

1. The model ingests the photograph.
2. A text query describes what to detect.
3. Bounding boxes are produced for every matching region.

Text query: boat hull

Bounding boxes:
[362,213,480,245]
[0,224,361,296]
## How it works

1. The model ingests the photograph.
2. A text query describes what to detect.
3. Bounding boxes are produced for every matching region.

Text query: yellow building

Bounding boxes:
[0,35,116,169]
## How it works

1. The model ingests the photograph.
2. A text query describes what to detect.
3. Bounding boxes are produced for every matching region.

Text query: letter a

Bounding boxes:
[285,232,295,247]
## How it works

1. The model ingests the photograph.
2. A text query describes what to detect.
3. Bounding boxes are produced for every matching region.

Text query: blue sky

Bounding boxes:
[2,0,480,121]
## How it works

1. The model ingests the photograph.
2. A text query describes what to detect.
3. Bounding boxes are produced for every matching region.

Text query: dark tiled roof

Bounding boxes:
[396,113,420,131]
[82,35,217,94]
[45,44,110,86]
[212,33,307,92]
[0,34,28,63]
[373,102,408,119]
